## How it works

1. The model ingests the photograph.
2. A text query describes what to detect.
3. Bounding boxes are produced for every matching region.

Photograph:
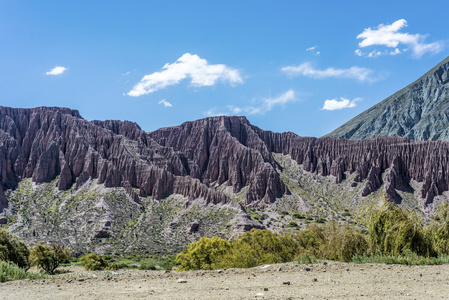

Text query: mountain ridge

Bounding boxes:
[327,55,449,141]
[2,106,449,253]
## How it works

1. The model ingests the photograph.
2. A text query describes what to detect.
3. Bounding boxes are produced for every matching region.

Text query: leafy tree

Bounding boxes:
[30,242,72,274]
[0,229,30,270]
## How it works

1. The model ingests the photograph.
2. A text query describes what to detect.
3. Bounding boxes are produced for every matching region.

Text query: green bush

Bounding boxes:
[138,262,157,270]
[0,229,30,270]
[286,221,299,228]
[30,242,73,274]
[80,253,111,271]
[293,213,306,219]
[0,261,28,282]
[297,253,319,264]
[428,204,449,255]
[176,236,232,271]
[367,204,433,256]
[321,224,368,262]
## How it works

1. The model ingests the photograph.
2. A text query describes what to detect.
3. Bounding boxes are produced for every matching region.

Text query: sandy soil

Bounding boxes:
[2,262,449,299]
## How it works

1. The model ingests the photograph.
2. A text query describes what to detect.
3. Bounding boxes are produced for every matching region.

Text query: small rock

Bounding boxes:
[66,279,72,283]
[177,278,187,283]
[313,278,318,282]
[277,267,282,272]
[217,269,224,274]
[261,265,271,269]
[303,267,311,272]
[283,281,291,285]
[165,270,171,274]
[323,262,328,265]
[256,293,264,297]
[264,288,269,291]
[78,279,85,282]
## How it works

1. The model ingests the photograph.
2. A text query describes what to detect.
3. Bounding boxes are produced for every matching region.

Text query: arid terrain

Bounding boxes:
[2,261,449,299]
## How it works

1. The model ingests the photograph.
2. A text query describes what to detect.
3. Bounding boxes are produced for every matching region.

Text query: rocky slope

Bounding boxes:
[2,106,449,254]
[327,56,449,141]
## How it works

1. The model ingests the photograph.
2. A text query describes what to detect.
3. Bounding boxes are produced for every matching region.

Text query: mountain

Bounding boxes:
[327,56,449,141]
[1,106,449,254]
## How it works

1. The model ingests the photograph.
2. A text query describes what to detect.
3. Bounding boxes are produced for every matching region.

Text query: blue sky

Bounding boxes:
[1,1,448,137]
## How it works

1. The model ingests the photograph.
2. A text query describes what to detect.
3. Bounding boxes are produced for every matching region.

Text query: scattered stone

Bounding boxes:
[177,278,187,283]
[283,281,291,285]
[313,278,318,282]
[78,279,85,282]
[66,279,72,283]
[304,267,311,272]
[323,262,328,266]
[256,293,264,297]
[217,270,224,274]
[0,217,7,224]
[261,265,271,269]
[264,288,269,291]
[165,270,171,274]
[277,267,282,272]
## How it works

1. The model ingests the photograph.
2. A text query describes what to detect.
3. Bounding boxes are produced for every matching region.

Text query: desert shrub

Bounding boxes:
[80,253,111,271]
[297,252,319,264]
[158,255,177,270]
[0,229,30,270]
[367,204,432,256]
[286,221,299,228]
[0,261,28,282]
[295,225,326,257]
[293,213,306,219]
[428,204,449,255]
[139,262,157,270]
[30,242,73,274]
[228,229,299,268]
[176,236,232,271]
[320,224,368,262]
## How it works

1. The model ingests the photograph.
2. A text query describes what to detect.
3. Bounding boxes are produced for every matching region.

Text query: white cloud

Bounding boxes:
[306,46,320,55]
[127,53,243,97]
[158,99,173,107]
[45,66,67,75]
[282,63,375,82]
[321,97,361,111]
[209,90,297,116]
[356,19,443,58]
[204,108,226,117]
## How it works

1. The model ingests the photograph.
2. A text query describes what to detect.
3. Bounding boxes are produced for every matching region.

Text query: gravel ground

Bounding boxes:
[2,261,449,299]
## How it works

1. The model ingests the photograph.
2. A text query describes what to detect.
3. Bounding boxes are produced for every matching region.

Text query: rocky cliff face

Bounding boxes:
[0,106,237,209]
[2,106,449,253]
[327,56,449,141]
[149,116,288,207]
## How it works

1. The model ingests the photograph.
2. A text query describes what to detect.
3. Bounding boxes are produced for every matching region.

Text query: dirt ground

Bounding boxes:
[2,261,449,299]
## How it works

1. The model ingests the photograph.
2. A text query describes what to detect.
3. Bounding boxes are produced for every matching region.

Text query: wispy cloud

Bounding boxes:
[356,19,444,58]
[321,97,361,111]
[45,66,67,75]
[282,63,375,82]
[206,90,297,117]
[158,99,173,107]
[127,53,243,97]
[204,108,226,117]
[306,46,320,55]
